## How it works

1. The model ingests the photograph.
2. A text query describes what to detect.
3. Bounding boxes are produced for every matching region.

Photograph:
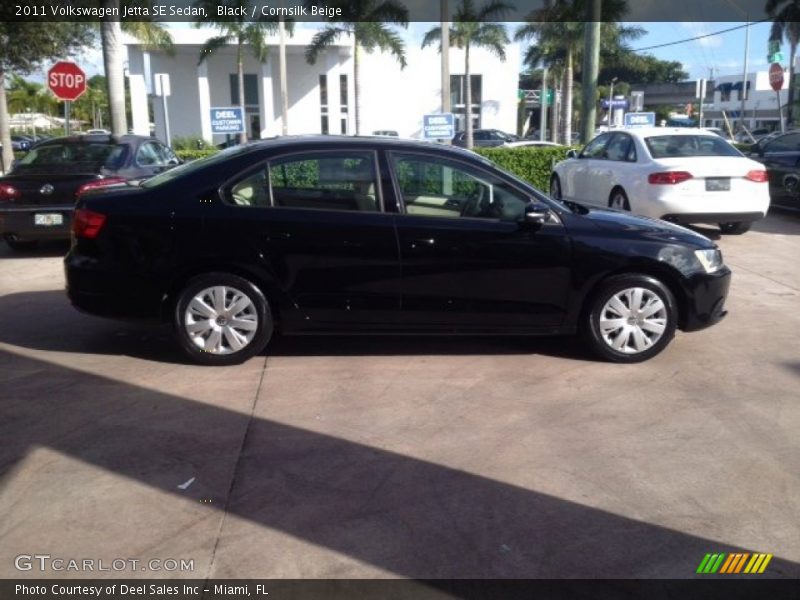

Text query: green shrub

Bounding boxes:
[474,146,580,191]
[171,135,212,151]
[175,148,219,162]
[733,142,753,153]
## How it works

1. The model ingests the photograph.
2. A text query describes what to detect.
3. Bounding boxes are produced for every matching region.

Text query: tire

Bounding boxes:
[718,221,751,235]
[608,187,631,211]
[173,273,273,366]
[549,174,562,200]
[584,274,677,363]
[5,238,38,251]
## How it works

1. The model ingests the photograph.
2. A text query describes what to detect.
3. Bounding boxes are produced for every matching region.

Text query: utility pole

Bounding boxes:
[541,66,548,142]
[739,18,750,132]
[441,0,450,115]
[580,0,602,144]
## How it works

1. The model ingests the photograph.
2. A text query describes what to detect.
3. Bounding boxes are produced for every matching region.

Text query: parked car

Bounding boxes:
[734,128,772,144]
[550,127,770,234]
[372,130,399,137]
[503,140,564,149]
[452,129,519,148]
[86,128,111,135]
[66,136,730,366]
[10,136,32,152]
[0,134,180,250]
[746,130,800,210]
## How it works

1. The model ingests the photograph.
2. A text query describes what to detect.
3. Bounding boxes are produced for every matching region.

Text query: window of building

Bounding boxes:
[319,74,329,134]
[450,74,482,133]
[340,74,349,134]
[229,74,261,140]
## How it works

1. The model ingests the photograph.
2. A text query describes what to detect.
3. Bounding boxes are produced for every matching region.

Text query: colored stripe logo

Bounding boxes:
[696,552,773,574]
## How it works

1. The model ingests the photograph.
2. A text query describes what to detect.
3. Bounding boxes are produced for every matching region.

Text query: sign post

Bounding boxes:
[769,62,785,132]
[422,113,455,140]
[47,61,86,135]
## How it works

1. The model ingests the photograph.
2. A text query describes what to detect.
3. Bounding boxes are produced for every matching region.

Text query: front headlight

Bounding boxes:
[694,248,723,273]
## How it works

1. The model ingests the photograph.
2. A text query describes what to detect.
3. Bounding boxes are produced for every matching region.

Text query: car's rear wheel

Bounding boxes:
[608,188,631,211]
[174,273,273,366]
[719,221,751,235]
[549,175,562,200]
[584,274,677,363]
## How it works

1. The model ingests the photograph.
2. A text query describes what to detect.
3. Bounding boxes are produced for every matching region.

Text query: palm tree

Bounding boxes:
[100,0,173,136]
[305,0,409,135]
[193,0,287,144]
[515,0,630,144]
[767,0,800,127]
[423,0,511,149]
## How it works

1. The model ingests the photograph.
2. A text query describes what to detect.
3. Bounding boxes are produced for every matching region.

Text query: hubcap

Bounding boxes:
[184,285,258,355]
[599,287,667,354]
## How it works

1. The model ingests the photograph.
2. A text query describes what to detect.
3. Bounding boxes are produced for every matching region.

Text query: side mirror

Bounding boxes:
[566,149,578,159]
[523,202,551,227]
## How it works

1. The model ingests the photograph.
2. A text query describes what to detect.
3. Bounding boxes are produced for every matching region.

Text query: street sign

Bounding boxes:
[600,98,629,110]
[422,113,455,140]
[153,73,170,97]
[210,107,245,134]
[624,112,656,128]
[769,63,785,92]
[47,61,86,101]
[630,91,644,112]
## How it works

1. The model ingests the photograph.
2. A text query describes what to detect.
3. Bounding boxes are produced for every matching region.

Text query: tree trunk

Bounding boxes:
[102,5,127,136]
[551,73,560,144]
[237,40,247,144]
[354,36,361,135]
[561,48,573,145]
[465,43,473,149]
[279,17,289,135]
[788,41,797,127]
[0,68,13,174]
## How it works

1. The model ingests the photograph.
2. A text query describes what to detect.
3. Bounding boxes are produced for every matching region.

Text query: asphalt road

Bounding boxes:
[0,211,799,580]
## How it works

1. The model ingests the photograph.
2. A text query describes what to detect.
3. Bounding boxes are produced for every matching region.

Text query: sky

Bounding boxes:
[70,20,778,84]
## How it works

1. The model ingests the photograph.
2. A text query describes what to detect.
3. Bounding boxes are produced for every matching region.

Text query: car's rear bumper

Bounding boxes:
[661,211,765,224]
[0,206,72,241]
[681,267,731,332]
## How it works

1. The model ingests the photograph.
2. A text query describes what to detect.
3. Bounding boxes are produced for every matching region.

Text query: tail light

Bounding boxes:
[75,177,127,199]
[0,183,21,202]
[648,171,693,185]
[72,208,107,239]
[745,170,769,183]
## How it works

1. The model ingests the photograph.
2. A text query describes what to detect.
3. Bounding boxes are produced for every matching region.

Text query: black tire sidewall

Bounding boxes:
[585,275,677,363]
[174,273,272,366]
[550,175,561,199]
[719,221,751,235]
[609,188,630,211]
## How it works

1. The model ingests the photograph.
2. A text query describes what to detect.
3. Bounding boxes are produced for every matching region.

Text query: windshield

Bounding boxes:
[17,142,126,169]
[140,144,254,188]
[645,135,742,159]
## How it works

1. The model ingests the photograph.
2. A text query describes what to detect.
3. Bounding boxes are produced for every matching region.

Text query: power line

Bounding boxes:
[633,19,771,53]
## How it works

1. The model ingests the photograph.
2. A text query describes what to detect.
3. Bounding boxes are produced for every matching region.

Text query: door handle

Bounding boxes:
[409,238,435,249]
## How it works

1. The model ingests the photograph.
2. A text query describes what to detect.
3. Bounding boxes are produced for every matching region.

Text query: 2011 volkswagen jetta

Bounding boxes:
[65,136,731,365]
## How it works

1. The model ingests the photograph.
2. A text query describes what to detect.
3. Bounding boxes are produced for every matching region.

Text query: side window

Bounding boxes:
[580,133,611,159]
[136,142,165,167]
[158,143,179,164]
[392,153,529,222]
[605,134,633,162]
[228,167,269,208]
[269,151,379,212]
[765,133,800,152]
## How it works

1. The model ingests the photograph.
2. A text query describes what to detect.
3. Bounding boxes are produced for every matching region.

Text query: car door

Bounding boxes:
[568,133,612,204]
[388,150,573,331]
[758,133,800,206]
[592,132,637,206]
[218,148,401,331]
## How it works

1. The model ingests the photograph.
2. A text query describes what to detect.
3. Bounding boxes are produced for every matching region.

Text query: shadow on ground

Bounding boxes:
[1,347,799,579]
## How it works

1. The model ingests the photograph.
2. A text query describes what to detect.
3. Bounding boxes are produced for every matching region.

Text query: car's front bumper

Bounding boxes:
[681,266,731,332]
[661,211,765,224]
[0,205,72,241]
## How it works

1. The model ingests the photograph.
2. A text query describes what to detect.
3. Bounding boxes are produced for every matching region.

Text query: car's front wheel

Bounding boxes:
[584,274,677,363]
[608,187,631,211]
[174,273,273,366]
[719,221,751,235]
[549,174,562,200]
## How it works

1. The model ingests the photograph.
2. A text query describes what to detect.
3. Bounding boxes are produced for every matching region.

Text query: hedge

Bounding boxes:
[175,148,220,162]
[475,146,579,191]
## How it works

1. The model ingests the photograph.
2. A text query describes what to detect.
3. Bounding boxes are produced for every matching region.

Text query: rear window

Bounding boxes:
[17,142,126,169]
[645,135,742,159]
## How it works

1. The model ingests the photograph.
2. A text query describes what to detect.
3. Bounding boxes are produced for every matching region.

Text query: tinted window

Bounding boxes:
[136,142,166,166]
[18,142,123,168]
[228,167,269,208]
[645,135,741,158]
[763,133,800,152]
[141,145,254,189]
[392,153,528,222]
[605,133,635,162]
[269,152,379,212]
[580,133,611,159]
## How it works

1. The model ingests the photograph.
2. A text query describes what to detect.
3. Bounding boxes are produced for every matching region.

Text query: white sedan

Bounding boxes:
[550,127,770,234]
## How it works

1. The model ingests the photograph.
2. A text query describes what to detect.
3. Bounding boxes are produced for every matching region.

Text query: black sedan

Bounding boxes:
[452,129,519,148]
[747,130,800,210]
[65,136,730,365]
[0,134,179,250]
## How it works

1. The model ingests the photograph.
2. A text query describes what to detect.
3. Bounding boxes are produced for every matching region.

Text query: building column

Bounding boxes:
[260,57,276,137]
[197,61,212,142]
[128,51,150,136]
[325,52,342,135]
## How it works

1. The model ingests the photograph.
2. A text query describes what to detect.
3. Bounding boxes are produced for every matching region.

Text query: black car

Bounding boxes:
[452,129,519,148]
[748,131,800,210]
[0,134,179,250]
[65,136,730,365]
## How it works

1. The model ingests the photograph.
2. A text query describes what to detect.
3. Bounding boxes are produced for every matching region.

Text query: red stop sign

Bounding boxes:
[769,62,784,92]
[47,61,87,101]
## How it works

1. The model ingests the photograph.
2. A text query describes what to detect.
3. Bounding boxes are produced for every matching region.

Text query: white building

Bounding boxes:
[125,29,520,143]
[702,69,790,131]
